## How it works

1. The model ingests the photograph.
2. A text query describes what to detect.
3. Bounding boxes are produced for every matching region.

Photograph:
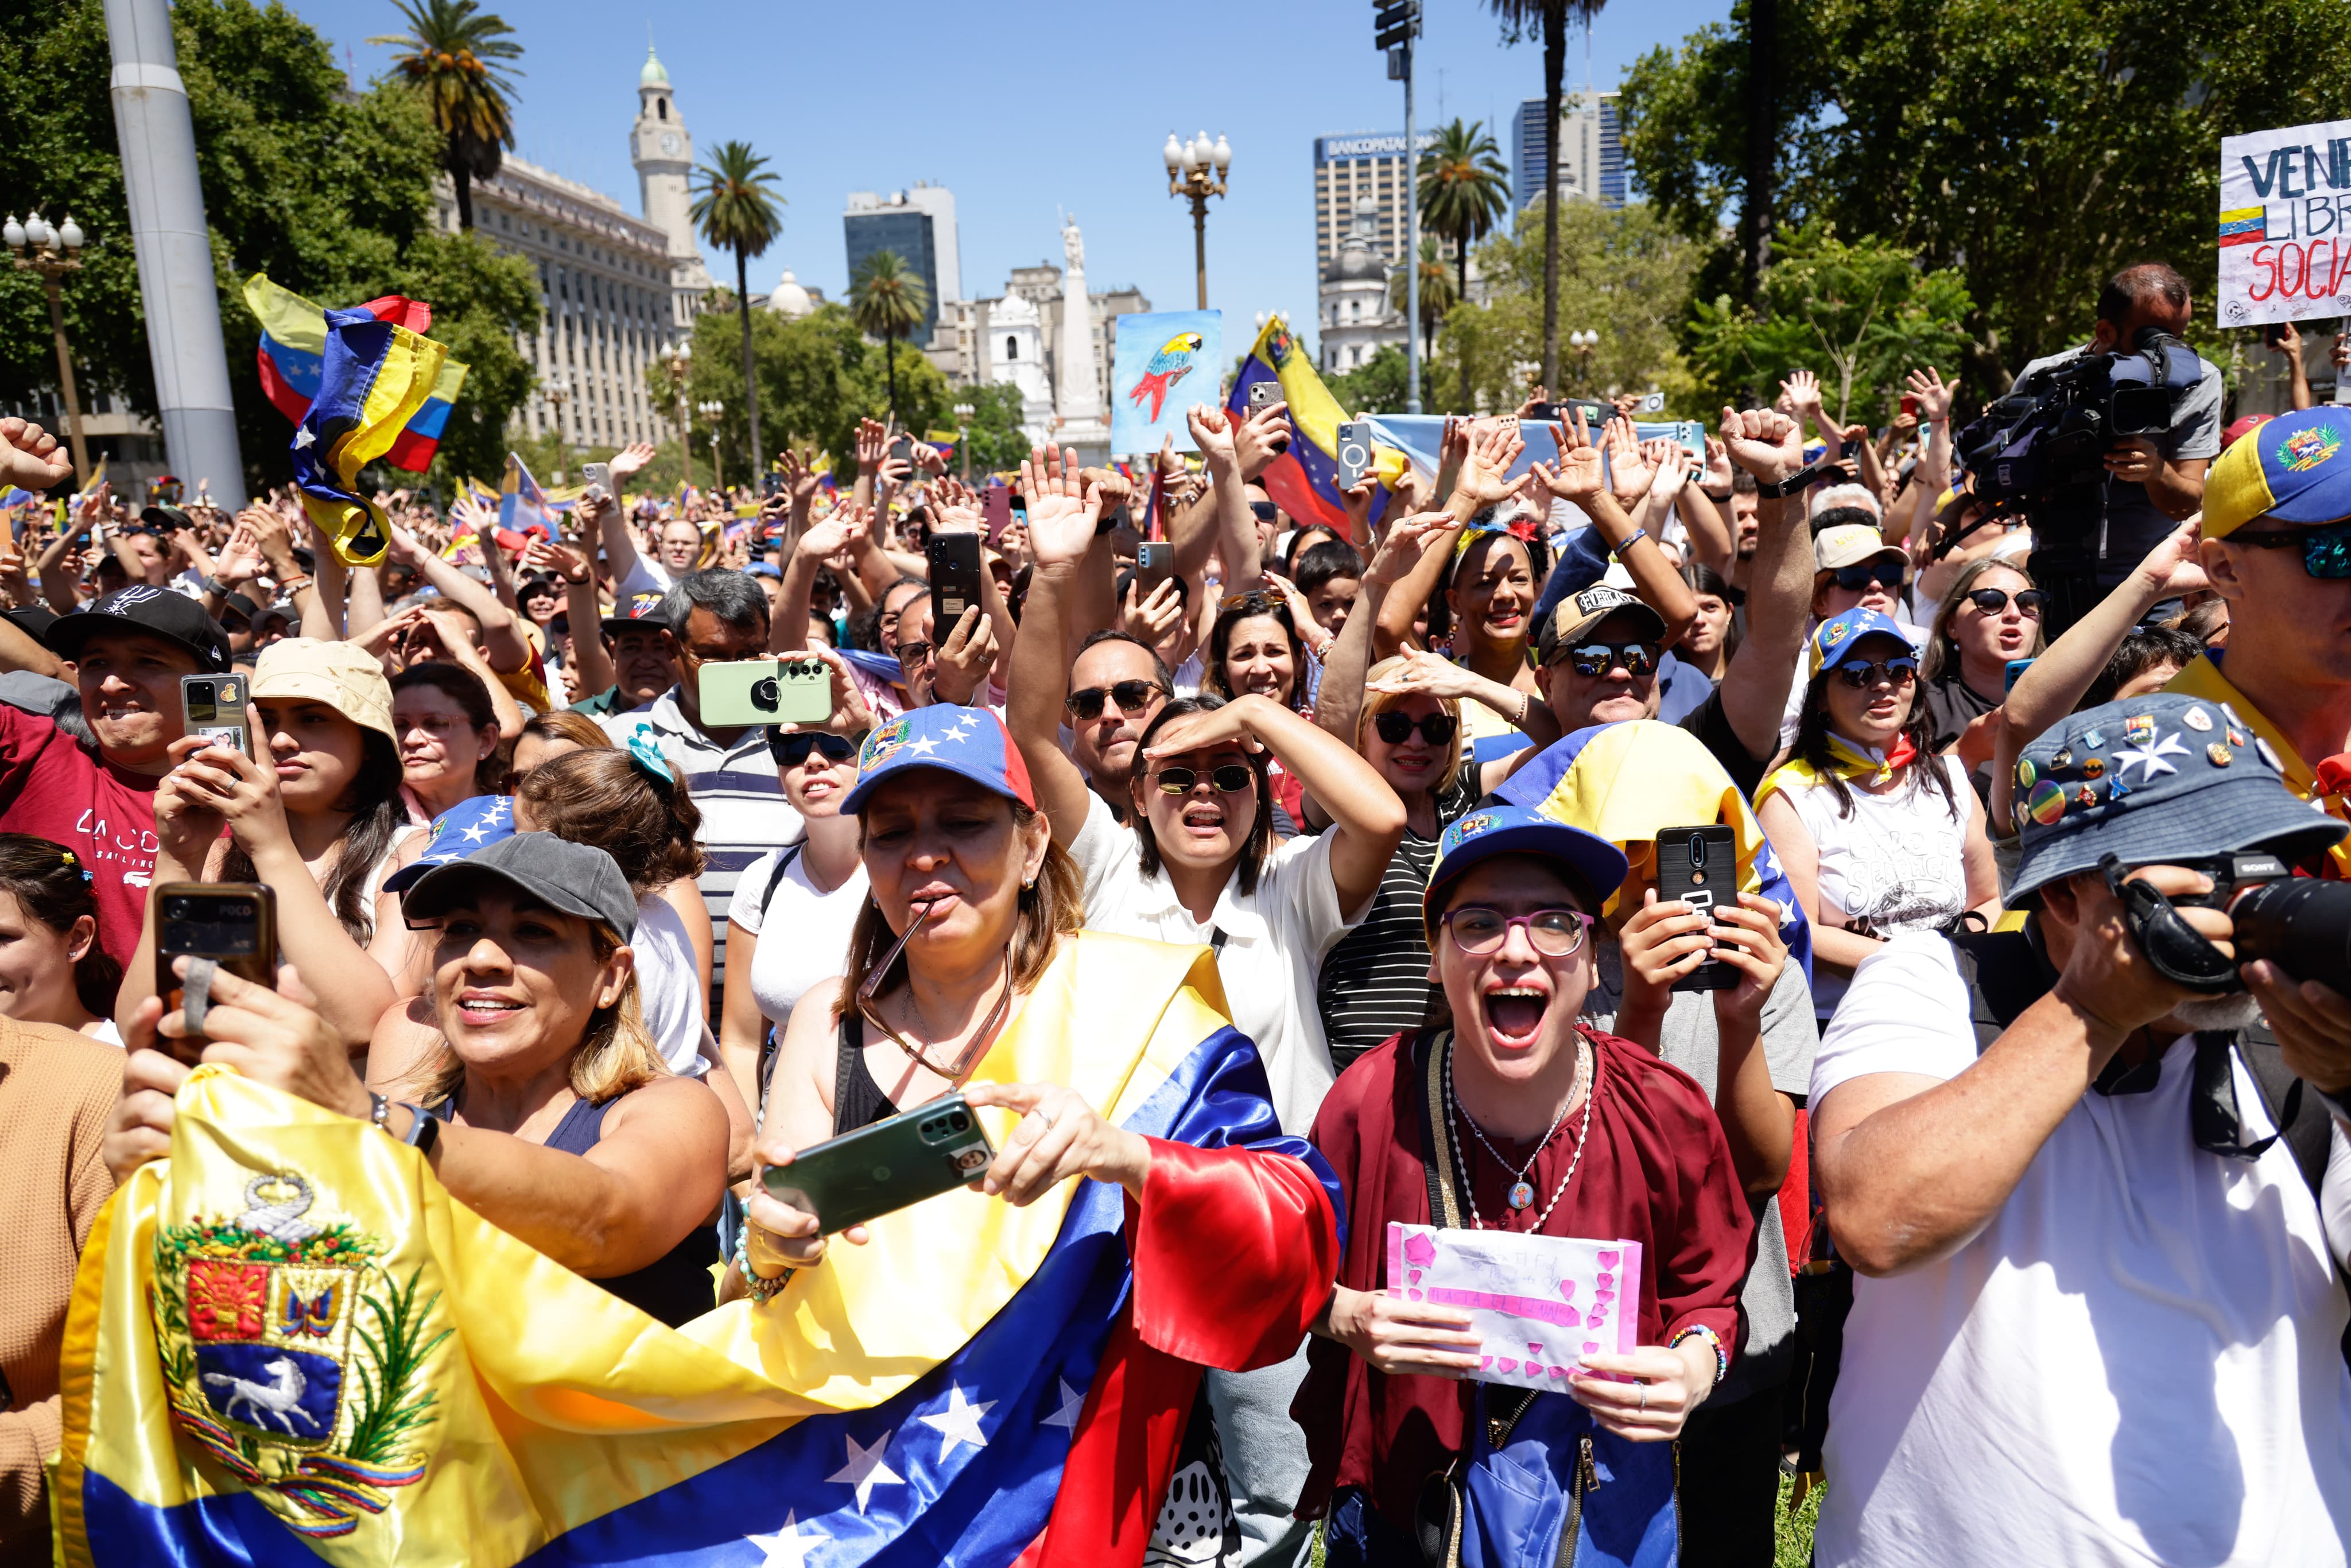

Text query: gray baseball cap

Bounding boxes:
[398,832,638,940]
[2008,693,2347,905]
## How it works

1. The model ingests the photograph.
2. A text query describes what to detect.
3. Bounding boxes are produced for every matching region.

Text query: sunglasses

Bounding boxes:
[767,729,859,766]
[1374,710,1458,746]
[2229,518,2351,579]
[1440,906,1594,958]
[1832,561,1907,592]
[1833,656,1919,689]
[1964,587,2049,617]
[1249,502,1279,522]
[1151,764,1256,796]
[1559,641,1659,678]
[1065,680,1168,720]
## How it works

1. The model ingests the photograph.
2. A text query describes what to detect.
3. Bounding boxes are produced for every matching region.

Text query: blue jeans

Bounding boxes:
[1321,1486,1423,1568]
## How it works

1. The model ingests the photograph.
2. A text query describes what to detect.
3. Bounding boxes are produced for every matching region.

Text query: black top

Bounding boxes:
[832,1012,901,1134]
[537,1092,718,1328]
[1316,775,1475,1072]
[1923,673,1999,804]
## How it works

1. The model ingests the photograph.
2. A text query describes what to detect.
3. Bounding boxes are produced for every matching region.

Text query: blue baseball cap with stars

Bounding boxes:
[382,795,516,894]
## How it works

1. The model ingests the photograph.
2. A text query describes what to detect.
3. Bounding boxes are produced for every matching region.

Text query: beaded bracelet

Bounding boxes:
[1669,1324,1728,1387]
[732,1217,793,1305]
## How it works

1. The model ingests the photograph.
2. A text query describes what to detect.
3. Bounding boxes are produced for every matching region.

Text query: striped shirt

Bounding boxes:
[1313,777,1475,1073]
[601,689,803,997]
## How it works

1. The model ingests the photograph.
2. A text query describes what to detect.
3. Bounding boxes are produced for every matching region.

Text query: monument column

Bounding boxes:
[1053,216,1111,460]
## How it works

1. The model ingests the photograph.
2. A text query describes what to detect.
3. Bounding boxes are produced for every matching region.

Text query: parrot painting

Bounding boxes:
[1128,331,1205,424]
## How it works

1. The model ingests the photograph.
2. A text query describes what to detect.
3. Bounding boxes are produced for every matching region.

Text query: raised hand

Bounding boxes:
[1018,447,1101,569]
[1904,366,1954,425]
[1363,511,1452,589]
[1703,434,1735,493]
[1233,399,1294,480]
[1640,437,1687,497]
[1452,420,1527,509]
[854,417,890,473]
[796,502,871,562]
[214,520,265,584]
[913,440,949,477]
[1186,403,1239,470]
[1528,412,1605,504]
[929,604,1000,706]
[1780,367,1826,426]
[1119,575,1185,647]
[607,441,659,483]
[0,417,72,492]
[1515,383,1549,420]
[1602,416,1652,502]
[1341,478,1377,545]
[521,536,592,584]
[1717,406,1803,483]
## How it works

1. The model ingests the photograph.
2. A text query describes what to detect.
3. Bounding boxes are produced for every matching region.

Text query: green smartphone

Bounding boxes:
[697,656,831,728]
[760,1092,998,1236]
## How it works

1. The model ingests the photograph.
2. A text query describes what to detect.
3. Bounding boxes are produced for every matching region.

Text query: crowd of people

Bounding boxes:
[4,257,2351,1566]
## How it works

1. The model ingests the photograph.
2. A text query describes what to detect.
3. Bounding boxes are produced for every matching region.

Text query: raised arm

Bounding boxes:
[1186,403,1262,593]
[771,504,870,654]
[1374,420,1523,656]
[1709,408,1811,763]
[1005,448,1106,848]
[525,535,609,698]
[1908,368,1956,499]
[398,515,530,674]
[1578,419,1699,641]
[1313,513,1449,758]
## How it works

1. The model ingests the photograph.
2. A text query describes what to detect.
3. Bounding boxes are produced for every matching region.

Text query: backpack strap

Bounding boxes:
[760,840,806,918]
[1947,923,2057,1052]
[1410,1028,1466,1231]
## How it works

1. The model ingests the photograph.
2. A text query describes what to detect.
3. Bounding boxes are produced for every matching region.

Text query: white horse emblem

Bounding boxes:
[202,1356,323,1434]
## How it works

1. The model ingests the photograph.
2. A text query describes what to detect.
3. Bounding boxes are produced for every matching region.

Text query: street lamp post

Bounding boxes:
[698,399,724,493]
[544,377,572,482]
[6,211,91,486]
[1569,329,1597,395]
[953,400,974,482]
[662,340,695,490]
[1161,131,1232,311]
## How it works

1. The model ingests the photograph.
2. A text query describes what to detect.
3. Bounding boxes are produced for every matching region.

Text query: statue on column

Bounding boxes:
[1056,215,1107,439]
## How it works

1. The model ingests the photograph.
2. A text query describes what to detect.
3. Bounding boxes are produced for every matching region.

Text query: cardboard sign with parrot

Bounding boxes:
[1111,309,1223,453]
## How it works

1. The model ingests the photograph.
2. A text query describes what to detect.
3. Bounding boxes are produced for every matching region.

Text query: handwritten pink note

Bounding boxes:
[1385,1222,1642,1388]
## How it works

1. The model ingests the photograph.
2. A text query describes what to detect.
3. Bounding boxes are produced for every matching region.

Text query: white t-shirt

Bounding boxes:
[1068,791,1364,1134]
[728,844,868,1036]
[1781,752,1972,1016]
[1811,934,2351,1568]
[631,891,711,1078]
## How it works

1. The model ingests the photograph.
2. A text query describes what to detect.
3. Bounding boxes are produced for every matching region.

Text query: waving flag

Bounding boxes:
[496,454,561,542]
[1225,314,1405,540]
[55,936,1337,1567]
[290,308,449,565]
[244,275,468,473]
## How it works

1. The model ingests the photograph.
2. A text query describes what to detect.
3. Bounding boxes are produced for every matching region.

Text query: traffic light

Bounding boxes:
[1374,0,1420,53]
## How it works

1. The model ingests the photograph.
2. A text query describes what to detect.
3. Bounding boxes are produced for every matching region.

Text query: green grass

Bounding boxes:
[1776,1468,1823,1567]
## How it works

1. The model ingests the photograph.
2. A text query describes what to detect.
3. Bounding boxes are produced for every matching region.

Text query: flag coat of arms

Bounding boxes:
[54,934,1341,1566]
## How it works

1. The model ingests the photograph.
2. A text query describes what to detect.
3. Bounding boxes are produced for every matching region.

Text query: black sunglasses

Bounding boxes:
[2229,518,2351,579]
[1373,710,1458,746]
[1833,656,1918,689]
[1964,587,2049,616]
[766,729,860,766]
[1152,764,1256,795]
[1249,501,1279,522]
[1065,680,1168,721]
[1560,641,1659,678]
[1833,561,1907,592]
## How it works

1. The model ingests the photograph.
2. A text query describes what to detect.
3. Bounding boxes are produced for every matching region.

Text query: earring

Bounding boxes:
[1022,878,1036,891]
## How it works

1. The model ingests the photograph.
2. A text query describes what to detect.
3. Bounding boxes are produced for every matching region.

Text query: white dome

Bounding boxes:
[766,270,813,317]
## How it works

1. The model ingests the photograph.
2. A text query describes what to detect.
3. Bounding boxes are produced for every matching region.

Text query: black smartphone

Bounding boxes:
[1136,540,1175,596]
[1527,398,1612,429]
[928,532,984,632]
[180,672,249,756]
[1653,825,1740,993]
[154,882,277,1063]
[760,1091,998,1235]
[890,433,915,467]
[762,469,784,499]
[2265,321,2290,348]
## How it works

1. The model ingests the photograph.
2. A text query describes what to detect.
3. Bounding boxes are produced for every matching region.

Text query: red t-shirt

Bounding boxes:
[0,704,160,972]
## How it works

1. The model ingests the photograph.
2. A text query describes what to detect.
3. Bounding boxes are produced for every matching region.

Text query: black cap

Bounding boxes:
[600,589,673,637]
[3,604,59,643]
[45,585,231,673]
[218,592,259,628]
[398,832,639,940]
[140,504,193,533]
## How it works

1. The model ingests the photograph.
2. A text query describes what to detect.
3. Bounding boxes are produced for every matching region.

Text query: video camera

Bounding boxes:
[1954,328,2206,515]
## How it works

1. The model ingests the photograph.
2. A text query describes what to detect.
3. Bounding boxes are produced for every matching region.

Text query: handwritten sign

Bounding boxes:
[1386,1222,1641,1389]
[2218,119,2351,328]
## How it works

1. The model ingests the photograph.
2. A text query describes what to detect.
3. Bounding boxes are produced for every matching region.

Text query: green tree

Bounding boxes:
[387,230,544,486]
[1487,0,1608,389]
[1419,117,1513,409]
[690,141,786,476]
[849,250,930,429]
[1623,0,2351,391]
[1388,237,1458,363]
[368,0,522,232]
[949,383,1033,476]
[1686,220,1972,422]
[1324,344,1433,417]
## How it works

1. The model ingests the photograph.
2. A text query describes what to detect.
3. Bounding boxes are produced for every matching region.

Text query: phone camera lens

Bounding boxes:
[164,896,193,919]
[187,681,214,704]
[1687,834,1707,866]
[750,676,779,712]
[949,1111,969,1132]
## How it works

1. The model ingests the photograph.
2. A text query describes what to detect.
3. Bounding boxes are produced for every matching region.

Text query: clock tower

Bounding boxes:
[630,44,712,327]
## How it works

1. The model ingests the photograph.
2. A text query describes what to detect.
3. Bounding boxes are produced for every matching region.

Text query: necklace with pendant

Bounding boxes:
[1446,1037,1594,1226]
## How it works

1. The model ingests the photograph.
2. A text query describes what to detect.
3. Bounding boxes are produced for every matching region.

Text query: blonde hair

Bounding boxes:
[1357,655,1465,795]
[421,919,667,1107]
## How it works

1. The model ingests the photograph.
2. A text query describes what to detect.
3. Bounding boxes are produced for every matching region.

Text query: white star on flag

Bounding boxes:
[825,1431,903,1513]
[461,822,491,843]
[2115,732,2190,782]
[746,1512,827,1568]
[906,735,941,757]
[918,1384,994,1460]
[293,426,316,450]
[1041,1376,1086,1431]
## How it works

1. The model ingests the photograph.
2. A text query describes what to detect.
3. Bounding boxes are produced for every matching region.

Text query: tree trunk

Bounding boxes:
[736,246,762,483]
[1742,0,1779,307]
[884,329,900,428]
[451,162,474,230]
[1457,234,1475,413]
[1540,5,1565,390]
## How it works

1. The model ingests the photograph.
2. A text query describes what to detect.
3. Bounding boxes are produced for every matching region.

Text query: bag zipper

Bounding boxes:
[1555,1434,1601,1567]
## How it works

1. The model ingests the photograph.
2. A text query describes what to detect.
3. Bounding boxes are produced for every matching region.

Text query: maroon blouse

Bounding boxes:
[1293,1026,1756,1534]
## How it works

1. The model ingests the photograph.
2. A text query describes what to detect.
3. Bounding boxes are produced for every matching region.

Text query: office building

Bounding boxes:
[1312,129,1437,277]
[844,183,961,348]
[1512,91,1624,213]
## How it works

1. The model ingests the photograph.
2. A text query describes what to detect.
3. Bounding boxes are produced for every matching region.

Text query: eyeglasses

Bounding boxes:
[1219,589,1280,614]
[1151,764,1256,795]
[2228,518,2351,579]
[1833,656,1919,689]
[767,729,859,766]
[1964,587,2050,617]
[1559,641,1659,678]
[895,641,934,667]
[1065,680,1169,720]
[1373,710,1458,746]
[1832,561,1907,593]
[1249,502,1279,522]
[1440,906,1594,958]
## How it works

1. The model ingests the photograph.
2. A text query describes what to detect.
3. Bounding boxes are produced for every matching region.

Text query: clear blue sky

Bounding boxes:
[284,0,1730,338]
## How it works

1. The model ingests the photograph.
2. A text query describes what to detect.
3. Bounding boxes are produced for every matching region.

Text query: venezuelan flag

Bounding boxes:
[2217,206,2268,249]
[290,308,449,566]
[55,934,1339,1567]
[1224,315,1405,543]
[497,454,562,542]
[244,275,468,473]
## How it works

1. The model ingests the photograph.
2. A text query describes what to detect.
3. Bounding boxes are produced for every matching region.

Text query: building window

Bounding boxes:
[1005,336,1018,360]
[657,98,668,121]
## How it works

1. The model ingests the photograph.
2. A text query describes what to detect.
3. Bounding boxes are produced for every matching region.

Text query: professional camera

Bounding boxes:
[1954,327,2206,514]
[2113,850,2351,993]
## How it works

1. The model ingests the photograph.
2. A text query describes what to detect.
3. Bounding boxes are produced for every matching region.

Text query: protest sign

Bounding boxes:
[2218,119,2351,328]
[1386,1222,1642,1390]
[1111,309,1221,453]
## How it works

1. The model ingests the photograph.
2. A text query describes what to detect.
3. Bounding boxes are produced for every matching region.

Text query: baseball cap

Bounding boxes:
[1422,803,1630,939]
[382,795,517,894]
[1807,607,1913,680]
[600,589,672,637]
[746,561,782,580]
[2008,693,2348,905]
[839,705,1037,815]
[44,584,231,673]
[139,503,192,533]
[251,636,395,742]
[2202,407,2351,538]
[398,829,638,941]
[2221,413,2272,450]
[1537,584,1667,665]
[1813,522,1908,576]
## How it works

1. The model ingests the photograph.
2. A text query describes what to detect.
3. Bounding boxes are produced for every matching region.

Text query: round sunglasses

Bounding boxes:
[1151,764,1256,796]
[1832,561,1907,593]
[1964,587,2049,617]
[1373,710,1458,746]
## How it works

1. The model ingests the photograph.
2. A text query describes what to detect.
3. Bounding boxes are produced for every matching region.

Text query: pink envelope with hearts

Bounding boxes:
[1384,1222,1643,1388]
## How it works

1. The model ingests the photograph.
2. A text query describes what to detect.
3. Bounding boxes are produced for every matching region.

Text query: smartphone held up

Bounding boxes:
[155,882,277,1063]
[1653,826,1739,993]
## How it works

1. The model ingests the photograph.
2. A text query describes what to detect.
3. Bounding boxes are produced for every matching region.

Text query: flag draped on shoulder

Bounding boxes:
[53,932,1340,1567]
[1225,314,1405,542]
[288,308,449,566]
[243,275,468,475]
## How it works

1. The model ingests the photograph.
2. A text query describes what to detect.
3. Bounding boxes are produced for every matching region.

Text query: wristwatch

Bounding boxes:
[201,575,230,596]
[1756,463,1828,499]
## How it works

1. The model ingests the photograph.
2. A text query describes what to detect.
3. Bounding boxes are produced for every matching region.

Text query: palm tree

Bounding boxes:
[1418,118,1511,411]
[370,0,522,232]
[1387,238,1457,365]
[690,141,785,476]
[1488,0,1606,390]
[849,251,930,429]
